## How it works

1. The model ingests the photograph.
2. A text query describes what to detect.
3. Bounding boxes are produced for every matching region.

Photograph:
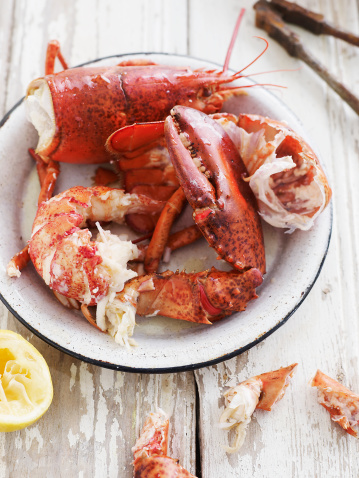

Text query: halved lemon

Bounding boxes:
[0,330,53,432]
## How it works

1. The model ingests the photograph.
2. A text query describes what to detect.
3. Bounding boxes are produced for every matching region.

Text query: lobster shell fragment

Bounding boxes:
[220,363,297,452]
[133,411,197,478]
[311,370,359,438]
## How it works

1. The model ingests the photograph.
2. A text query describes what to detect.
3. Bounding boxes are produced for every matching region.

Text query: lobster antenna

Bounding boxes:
[222,8,246,74]
[235,37,269,76]
[239,67,301,78]
[222,83,286,90]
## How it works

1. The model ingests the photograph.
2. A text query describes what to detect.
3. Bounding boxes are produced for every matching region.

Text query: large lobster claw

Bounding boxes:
[164,106,266,274]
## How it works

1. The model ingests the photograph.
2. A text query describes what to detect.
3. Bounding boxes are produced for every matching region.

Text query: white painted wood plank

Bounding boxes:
[0,304,197,477]
[1,0,359,476]
[0,0,15,117]
[194,0,359,476]
[0,1,196,477]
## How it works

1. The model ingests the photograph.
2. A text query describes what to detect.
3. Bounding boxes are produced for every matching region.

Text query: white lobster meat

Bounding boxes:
[219,363,297,452]
[215,113,332,232]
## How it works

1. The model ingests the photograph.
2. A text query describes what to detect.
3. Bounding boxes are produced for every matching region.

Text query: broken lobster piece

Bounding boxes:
[214,113,332,232]
[23,185,262,347]
[90,266,261,345]
[219,363,297,452]
[118,267,263,325]
[311,370,359,438]
[164,106,266,274]
[133,411,196,478]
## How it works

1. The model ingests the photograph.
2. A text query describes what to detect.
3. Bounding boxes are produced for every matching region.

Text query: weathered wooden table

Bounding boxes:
[1,0,358,476]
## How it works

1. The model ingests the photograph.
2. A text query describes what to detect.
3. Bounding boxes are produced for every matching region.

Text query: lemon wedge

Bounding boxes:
[0,330,53,432]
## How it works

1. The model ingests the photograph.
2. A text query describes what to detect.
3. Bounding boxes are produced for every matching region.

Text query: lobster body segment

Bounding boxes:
[26,64,246,164]
[164,106,266,274]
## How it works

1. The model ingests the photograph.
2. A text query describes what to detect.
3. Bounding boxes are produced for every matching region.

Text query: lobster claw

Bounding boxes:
[164,106,266,274]
[106,121,165,155]
[134,268,263,324]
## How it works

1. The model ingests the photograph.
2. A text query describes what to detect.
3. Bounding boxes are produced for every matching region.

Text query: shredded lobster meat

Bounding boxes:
[219,378,261,452]
[133,410,197,477]
[26,80,56,153]
[220,364,297,452]
[216,114,331,232]
[132,410,169,461]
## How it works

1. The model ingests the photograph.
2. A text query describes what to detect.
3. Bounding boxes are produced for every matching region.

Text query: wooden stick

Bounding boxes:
[270,0,359,47]
[254,1,359,116]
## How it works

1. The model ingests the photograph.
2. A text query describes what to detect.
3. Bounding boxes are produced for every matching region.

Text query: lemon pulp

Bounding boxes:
[0,330,53,432]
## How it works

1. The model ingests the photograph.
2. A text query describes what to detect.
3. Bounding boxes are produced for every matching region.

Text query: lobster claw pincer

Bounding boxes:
[164,106,266,274]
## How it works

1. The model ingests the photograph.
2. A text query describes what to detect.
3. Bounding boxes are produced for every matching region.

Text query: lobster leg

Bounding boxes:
[164,106,266,274]
[144,188,187,273]
[135,225,202,262]
[7,150,60,277]
[28,148,61,205]
[45,40,68,75]
[166,224,202,252]
[38,160,60,205]
[29,147,48,184]
[6,247,31,278]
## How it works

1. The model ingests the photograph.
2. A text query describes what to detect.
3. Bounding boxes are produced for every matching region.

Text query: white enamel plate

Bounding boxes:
[0,53,332,372]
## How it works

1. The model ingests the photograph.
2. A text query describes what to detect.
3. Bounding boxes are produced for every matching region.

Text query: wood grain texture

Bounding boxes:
[0,0,358,476]
[194,0,359,476]
[0,1,194,477]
